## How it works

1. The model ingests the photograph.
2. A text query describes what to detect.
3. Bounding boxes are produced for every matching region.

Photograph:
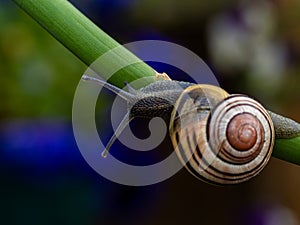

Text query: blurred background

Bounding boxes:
[1,0,300,224]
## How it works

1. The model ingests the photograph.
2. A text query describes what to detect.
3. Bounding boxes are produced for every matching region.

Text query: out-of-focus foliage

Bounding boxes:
[1,0,300,225]
[131,0,239,27]
[206,0,300,118]
[0,2,85,119]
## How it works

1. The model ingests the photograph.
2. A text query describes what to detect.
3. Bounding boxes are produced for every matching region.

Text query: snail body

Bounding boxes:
[82,74,276,185]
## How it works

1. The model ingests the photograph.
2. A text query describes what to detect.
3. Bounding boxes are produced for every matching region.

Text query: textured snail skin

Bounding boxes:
[127,80,193,120]
[82,75,300,184]
[268,111,300,138]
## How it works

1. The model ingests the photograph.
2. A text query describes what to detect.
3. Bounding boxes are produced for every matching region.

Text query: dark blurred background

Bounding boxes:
[1,0,300,225]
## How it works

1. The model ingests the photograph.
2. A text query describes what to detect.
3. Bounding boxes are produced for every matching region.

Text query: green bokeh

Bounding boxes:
[0,3,85,119]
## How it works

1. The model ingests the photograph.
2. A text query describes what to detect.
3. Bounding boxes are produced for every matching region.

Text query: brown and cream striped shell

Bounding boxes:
[169,85,275,185]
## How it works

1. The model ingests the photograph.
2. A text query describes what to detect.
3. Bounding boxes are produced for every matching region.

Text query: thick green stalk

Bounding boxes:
[11,0,156,88]
[11,0,300,165]
[274,137,300,165]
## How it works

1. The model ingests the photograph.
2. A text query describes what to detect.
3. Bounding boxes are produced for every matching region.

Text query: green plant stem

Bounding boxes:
[11,0,300,165]
[273,137,300,165]
[11,0,156,88]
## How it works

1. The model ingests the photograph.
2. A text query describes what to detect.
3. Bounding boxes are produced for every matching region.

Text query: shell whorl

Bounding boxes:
[170,85,275,185]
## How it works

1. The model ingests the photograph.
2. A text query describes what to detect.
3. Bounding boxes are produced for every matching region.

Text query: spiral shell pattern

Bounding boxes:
[170,85,274,185]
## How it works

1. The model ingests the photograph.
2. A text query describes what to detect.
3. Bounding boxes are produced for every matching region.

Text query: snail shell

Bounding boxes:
[170,85,275,185]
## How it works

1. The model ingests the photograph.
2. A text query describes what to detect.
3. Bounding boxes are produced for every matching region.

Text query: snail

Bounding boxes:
[82,72,300,185]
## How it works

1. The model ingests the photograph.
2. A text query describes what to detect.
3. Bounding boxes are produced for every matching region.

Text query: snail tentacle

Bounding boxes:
[101,112,133,158]
[82,75,136,101]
